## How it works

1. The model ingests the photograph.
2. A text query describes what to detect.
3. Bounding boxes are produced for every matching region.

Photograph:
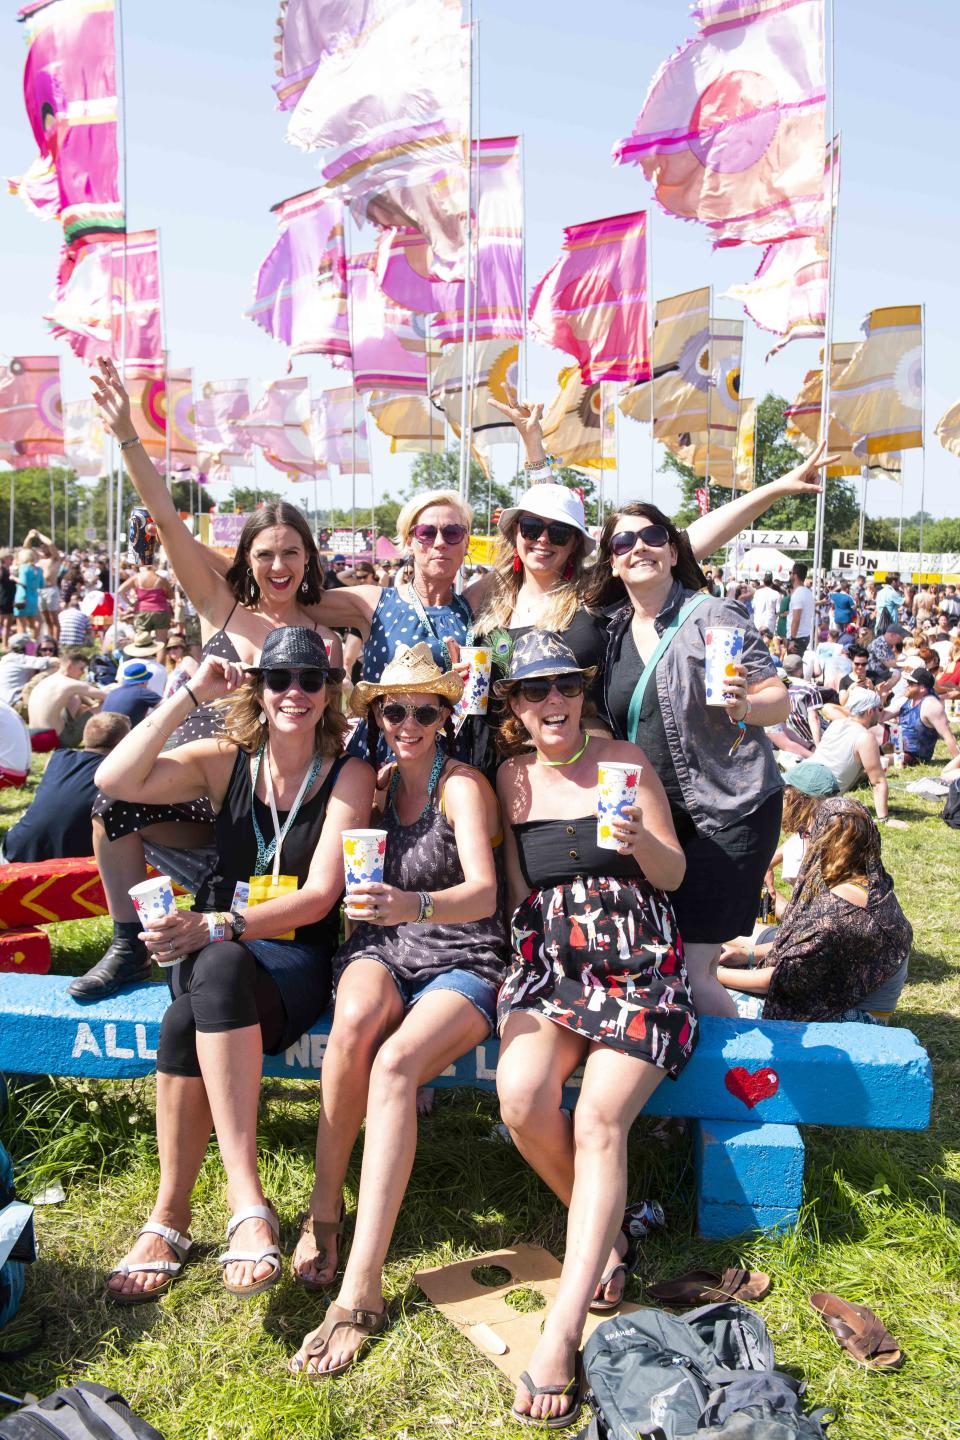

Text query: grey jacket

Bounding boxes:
[603,580,784,837]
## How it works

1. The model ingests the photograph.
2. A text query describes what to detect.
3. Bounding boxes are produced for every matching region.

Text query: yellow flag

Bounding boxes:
[620,286,710,437]
[935,400,960,459]
[830,305,923,456]
[542,367,616,470]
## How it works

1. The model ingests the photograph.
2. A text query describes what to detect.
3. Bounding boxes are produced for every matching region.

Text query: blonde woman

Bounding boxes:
[95,627,374,1305]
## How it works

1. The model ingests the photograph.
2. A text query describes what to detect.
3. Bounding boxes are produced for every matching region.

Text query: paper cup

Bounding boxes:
[458,646,492,717]
[128,875,178,967]
[704,625,745,707]
[596,761,642,851]
[342,828,388,914]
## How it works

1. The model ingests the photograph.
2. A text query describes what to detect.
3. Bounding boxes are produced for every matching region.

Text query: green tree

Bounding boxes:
[225,485,283,513]
[407,447,513,533]
[2,465,99,552]
[170,477,215,516]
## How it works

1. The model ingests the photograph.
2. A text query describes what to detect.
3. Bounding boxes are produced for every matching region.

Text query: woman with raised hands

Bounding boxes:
[493,630,696,1429]
[289,642,506,1379]
[96,627,373,1306]
[78,358,342,1002]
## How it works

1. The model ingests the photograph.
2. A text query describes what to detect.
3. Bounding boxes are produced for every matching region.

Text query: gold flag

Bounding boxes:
[542,367,616,470]
[830,305,923,456]
[620,286,710,437]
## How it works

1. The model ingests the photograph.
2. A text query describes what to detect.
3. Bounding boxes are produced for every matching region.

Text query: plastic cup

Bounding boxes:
[704,625,745,707]
[342,828,388,915]
[596,761,642,851]
[128,875,178,967]
[458,645,492,717]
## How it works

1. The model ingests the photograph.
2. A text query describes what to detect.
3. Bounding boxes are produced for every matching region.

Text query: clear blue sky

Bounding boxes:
[1,0,958,523]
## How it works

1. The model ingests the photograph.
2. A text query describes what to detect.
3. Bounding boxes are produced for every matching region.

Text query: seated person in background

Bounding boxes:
[57,598,94,648]
[123,637,167,697]
[761,768,833,919]
[26,649,104,746]
[839,645,871,702]
[715,796,913,1023]
[867,623,907,684]
[766,653,822,756]
[935,639,960,699]
[2,713,131,862]
[887,668,960,768]
[0,633,56,707]
[788,688,907,828]
[102,660,162,727]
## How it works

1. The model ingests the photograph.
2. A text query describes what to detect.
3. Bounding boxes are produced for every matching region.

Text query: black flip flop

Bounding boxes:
[511,1354,584,1430]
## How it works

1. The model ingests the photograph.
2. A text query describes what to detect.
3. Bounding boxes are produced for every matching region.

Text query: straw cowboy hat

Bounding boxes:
[350,642,464,716]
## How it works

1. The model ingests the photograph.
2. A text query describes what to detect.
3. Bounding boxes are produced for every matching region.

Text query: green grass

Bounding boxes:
[2,755,960,1439]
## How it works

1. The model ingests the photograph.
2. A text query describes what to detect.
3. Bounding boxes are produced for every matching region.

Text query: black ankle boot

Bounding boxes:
[68,922,152,1001]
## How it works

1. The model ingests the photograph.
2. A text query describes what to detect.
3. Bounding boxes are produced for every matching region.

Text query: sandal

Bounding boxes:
[288,1302,387,1379]
[511,1354,584,1431]
[647,1267,771,1307]
[218,1202,281,1298]
[588,1204,649,1314]
[291,1200,345,1292]
[105,1222,192,1306]
[809,1292,902,1369]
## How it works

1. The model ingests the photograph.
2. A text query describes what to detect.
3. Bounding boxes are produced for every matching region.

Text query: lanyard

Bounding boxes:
[405,583,471,670]
[625,593,710,744]
[251,746,324,882]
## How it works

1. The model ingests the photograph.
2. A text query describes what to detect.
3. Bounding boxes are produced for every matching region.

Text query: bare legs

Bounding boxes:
[497,1013,666,1423]
[683,941,738,1018]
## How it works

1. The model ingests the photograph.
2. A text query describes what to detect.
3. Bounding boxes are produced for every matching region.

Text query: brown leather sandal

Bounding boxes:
[288,1302,387,1379]
[291,1201,345,1292]
[809,1292,902,1368]
[646,1267,771,1306]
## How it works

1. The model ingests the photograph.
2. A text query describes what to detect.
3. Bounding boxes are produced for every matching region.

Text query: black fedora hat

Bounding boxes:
[245,626,344,681]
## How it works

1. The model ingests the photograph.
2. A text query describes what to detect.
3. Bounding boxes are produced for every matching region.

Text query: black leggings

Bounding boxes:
[157,942,286,1078]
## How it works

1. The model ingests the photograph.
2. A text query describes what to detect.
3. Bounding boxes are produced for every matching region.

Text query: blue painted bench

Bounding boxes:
[0,975,932,1240]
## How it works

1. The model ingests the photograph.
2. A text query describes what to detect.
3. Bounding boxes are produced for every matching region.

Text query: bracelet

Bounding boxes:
[415,891,426,923]
[119,435,141,451]
[523,454,559,473]
[182,682,199,707]
[876,815,889,825]
[205,911,228,943]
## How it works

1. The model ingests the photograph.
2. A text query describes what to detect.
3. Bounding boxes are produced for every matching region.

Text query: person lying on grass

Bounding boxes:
[289,643,507,1379]
[716,795,913,1024]
[95,630,373,1304]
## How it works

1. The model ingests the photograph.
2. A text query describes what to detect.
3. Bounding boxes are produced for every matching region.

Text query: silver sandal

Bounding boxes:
[218,1202,282,1297]
[105,1221,192,1306]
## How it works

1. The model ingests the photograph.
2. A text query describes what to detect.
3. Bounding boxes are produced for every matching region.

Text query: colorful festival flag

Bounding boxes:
[246,189,350,364]
[272,0,394,111]
[429,342,519,465]
[62,396,105,475]
[122,374,166,463]
[541,367,617,471]
[367,391,444,454]
[348,255,431,393]
[375,137,523,346]
[0,355,64,466]
[613,0,825,248]
[620,287,711,437]
[785,344,902,480]
[10,0,123,244]
[735,396,757,490]
[286,0,468,276]
[706,318,744,449]
[529,212,649,385]
[195,380,254,481]
[45,229,162,373]
[164,369,198,472]
[311,386,369,474]
[236,377,325,480]
[830,306,924,458]
[935,400,960,460]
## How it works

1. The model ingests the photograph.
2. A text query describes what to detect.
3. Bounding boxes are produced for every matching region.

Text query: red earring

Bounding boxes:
[513,553,522,573]
[563,558,574,581]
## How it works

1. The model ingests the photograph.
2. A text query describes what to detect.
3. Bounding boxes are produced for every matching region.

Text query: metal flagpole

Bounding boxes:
[64,470,69,551]
[917,303,927,578]
[897,479,904,562]
[515,134,527,502]
[8,476,14,549]
[49,474,55,547]
[457,7,476,501]
[113,0,131,596]
[647,211,656,501]
[344,214,358,558]
[857,466,868,554]
[811,2,837,614]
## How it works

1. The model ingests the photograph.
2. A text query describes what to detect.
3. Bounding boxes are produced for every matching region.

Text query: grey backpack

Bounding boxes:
[0,1383,164,1440]
[578,1302,834,1440]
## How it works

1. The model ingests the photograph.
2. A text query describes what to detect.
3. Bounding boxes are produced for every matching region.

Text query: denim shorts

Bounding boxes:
[359,959,498,1034]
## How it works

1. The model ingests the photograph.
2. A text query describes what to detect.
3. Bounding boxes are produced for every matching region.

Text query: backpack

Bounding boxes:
[0,1139,35,1339]
[88,652,119,687]
[577,1302,835,1440]
[943,780,960,830]
[0,1383,164,1440]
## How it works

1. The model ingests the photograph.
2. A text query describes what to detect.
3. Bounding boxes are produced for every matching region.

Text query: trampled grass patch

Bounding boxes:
[2,756,959,1439]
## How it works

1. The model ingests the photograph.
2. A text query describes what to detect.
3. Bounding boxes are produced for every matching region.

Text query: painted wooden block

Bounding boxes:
[694,1118,804,1238]
[0,858,107,931]
[0,930,51,974]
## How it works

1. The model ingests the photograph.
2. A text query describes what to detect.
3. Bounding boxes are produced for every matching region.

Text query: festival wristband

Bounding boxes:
[119,436,141,451]
[182,683,199,707]
[205,912,228,943]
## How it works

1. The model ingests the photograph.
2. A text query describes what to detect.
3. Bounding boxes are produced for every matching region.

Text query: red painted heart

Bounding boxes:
[724,1066,779,1109]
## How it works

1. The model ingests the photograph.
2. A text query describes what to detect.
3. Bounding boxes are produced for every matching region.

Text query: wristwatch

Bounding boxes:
[229,909,247,939]
[420,891,435,921]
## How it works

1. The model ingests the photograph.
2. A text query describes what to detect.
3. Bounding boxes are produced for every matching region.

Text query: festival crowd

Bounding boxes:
[3,357,952,1422]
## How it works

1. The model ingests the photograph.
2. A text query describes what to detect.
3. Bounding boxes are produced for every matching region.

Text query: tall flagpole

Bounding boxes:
[457,8,476,501]
[917,303,927,578]
[647,210,656,502]
[112,0,130,598]
[517,130,527,501]
[811,0,837,614]
[344,214,358,558]
[857,466,868,554]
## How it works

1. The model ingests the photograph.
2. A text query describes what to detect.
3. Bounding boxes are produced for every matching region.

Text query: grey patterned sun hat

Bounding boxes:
[502,630,587,684]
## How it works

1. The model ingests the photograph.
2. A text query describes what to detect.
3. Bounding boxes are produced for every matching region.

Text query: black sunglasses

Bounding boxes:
[516,674,585,703]
[518,516,576,547]
[261,668,334,694]
[411,523,468,547]
[609,523,671,557]
[380,702,443,726]
[38,647,57,655]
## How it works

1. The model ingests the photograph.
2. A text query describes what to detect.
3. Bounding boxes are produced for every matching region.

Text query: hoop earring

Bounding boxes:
[513,553,522,574]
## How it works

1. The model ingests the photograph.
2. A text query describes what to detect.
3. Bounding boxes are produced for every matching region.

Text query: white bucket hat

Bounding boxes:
[497,482,596,555]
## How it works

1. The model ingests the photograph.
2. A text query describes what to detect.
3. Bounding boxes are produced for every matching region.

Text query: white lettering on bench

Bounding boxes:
[72,1022,101,1059]
[282,1032,329,1069]
[104,1024,134,1060]
[474,1046,497,1082]
[135,1024,156,1061]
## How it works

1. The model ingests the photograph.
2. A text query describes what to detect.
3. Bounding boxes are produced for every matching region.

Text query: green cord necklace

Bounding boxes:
[537,732,590,767]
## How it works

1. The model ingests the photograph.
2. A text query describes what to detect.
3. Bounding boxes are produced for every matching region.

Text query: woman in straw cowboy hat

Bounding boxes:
[290,642,507,1379]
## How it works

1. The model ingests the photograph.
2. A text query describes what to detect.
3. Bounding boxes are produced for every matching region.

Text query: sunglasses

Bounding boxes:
[261,668,332,694]
[516,674,585,703]
[380,702,443,726]
[609,524,671,557]
[518,516,576,547]
[411,523,468,547]
[38,647,57,655]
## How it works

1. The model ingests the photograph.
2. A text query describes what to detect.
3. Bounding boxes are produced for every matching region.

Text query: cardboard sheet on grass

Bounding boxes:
[416,1244,640,1385]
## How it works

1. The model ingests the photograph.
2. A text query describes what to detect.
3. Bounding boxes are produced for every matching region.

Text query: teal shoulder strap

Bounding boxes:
[625,592,710,744]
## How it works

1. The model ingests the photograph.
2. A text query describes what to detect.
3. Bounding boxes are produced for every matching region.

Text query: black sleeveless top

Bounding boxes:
[168,603,243,746]
[196,748,348,947]
[513,816,643,890]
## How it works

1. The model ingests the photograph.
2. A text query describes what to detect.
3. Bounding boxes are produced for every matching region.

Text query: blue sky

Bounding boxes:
[1,0,958,523]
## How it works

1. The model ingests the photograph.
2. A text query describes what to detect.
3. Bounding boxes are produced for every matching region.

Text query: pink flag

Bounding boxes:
[349,255,431,393]
[195,380,254,481]
[0,355,64,466]
[246,189,350,365]
[236,377,325,480]
[165,369,197,473]
[45,230,162,372]
[613,0,825,248]
[376,137,524,346]
[10,0,123,243]
[312,388,370,475]
[528,212,650,385]
[286,0,468,277]
[272,0,393,111]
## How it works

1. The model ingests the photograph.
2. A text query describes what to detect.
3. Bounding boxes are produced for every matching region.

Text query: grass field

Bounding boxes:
[1,755,959,1440]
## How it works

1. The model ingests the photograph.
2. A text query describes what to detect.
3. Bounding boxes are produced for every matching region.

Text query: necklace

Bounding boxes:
[537,732,590,767]
[388,744,446,820]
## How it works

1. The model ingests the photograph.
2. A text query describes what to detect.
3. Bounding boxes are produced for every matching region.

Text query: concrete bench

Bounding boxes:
[0,974,932,1239]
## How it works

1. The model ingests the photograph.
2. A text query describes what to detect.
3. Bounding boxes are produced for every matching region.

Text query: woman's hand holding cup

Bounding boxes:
[344,881,417,925]
[722,663,750,722]
[610,802,645,857]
